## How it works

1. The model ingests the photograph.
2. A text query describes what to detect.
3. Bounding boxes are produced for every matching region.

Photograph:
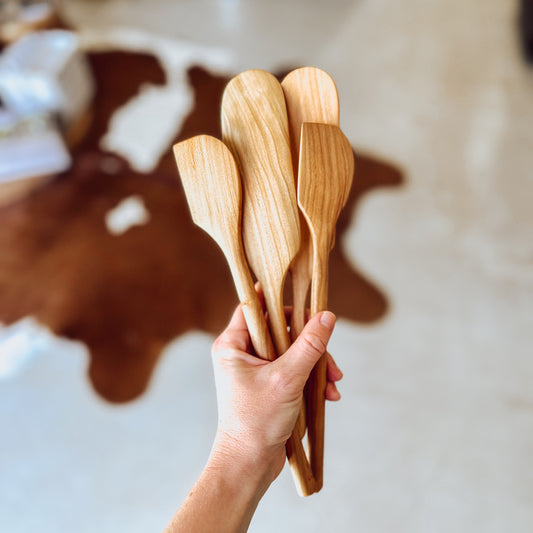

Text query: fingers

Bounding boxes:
[326,352,343,382]
[277,311,336,387]
[213,304,251,354]
[214,301,343,400]
[326,381,341,401]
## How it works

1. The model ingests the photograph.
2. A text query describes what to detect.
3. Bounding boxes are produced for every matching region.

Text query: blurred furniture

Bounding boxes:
[0,110,71,206]
[0,29,94,206]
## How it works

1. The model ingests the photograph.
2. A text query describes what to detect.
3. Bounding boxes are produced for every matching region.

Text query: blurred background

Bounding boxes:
[0,0,532,531]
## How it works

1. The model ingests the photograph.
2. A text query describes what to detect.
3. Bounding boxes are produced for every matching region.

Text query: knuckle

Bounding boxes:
[301,332,327,356]
[212,334,227,353]
[269,368,292,392]
[269,367,300,396]
[213,330,248,354]
[269,368,285,389]
[212,347,239,369]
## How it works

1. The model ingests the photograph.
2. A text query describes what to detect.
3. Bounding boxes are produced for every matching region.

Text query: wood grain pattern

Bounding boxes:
[281,67,339,340]
[173,135,274,361]
[281,67,340,443]
[282,67,340,169]
[298,122,355,491]
[221,69,317,495]
[221,70,300,355]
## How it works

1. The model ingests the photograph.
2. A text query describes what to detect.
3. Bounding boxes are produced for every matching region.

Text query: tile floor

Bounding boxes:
[1,0,532,531]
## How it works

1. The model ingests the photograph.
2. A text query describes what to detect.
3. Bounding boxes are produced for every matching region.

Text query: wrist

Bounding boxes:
[208,430,282,496]
[167,432,281,533]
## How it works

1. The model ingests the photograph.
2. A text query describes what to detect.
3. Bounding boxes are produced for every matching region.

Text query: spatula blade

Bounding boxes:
[173,135,241,248]
[298,122,354,245]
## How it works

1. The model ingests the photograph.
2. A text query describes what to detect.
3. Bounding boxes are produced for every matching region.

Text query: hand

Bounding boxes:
[209,303,342,485]
[165,304,342,533]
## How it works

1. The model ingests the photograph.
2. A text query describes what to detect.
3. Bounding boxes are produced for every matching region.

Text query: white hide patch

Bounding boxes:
[105,195,150,236]
[100,83,193,173]
[78,27,234,172]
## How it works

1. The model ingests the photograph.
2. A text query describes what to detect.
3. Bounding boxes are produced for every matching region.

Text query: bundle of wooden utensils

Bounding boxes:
[173,67,354,496]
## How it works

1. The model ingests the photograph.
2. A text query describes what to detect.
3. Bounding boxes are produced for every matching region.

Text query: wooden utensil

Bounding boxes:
[298,122,355,491]
[221,69,315,495]
[221,70,299,356]
[282,67,340,443]
[173,134,275,362]
[281,67,339,341]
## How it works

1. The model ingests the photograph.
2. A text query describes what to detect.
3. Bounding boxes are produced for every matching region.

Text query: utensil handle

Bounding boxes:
[290,218,312,340]
[286,429,315,496]
[290,263,309,440]
[289,220,312,440]
[307,238,329,491]
[259,281,316,495]
[229,248,276,361]
[231,250,315,496]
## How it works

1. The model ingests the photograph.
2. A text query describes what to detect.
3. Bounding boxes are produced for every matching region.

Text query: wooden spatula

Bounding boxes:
[173,134,275,361]
[281,67,339,341]
[298,122,355,491]
[221,69,315,496]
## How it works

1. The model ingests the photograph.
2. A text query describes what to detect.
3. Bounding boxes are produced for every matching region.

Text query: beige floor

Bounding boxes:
[1,0,532,531]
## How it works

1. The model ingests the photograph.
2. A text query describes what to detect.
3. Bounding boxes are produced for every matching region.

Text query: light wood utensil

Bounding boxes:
[221,70,299,356]
[173,134,275,361]
[282,67,340,442]
[221,69,315,496]
[298,122,355,491]
[281,68,339,340]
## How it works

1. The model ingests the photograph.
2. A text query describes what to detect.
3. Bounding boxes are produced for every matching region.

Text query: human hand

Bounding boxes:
[209,303,342,486]
[165,305,342,533]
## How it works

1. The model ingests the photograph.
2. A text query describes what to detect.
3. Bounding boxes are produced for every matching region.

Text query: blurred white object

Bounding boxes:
[0,317,52,379]
[105,195,151,235]
[0,113,71,182]
[0,110,70,205]
[0,29,94,128]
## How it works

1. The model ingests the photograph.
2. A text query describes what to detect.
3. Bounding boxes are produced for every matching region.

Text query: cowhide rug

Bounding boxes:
[0,49,403,402]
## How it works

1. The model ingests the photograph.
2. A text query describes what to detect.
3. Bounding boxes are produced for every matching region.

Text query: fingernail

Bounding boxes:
[320,311,336,328]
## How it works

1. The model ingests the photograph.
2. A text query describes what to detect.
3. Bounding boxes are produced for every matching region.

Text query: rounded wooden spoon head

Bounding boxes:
[282,67,339,173]
[221,69,300,315]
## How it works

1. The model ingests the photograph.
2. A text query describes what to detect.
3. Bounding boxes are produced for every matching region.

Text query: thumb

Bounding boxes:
[277,311,336,385]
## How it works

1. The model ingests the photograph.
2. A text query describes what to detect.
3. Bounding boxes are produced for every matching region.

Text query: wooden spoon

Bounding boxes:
[221,69,314,496]
[298,122,355,491]
[173,134,275,361]
[221,70,299,356]
[281,68,339,340]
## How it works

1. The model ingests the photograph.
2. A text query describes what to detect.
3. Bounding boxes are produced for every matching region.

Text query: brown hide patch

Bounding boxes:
[0,51,404,402]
